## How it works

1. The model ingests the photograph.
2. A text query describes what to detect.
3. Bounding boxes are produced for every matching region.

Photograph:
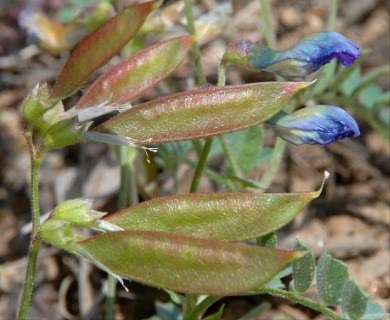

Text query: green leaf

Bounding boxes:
[340,67,361,96]
[102,174,326,241]
[165,290,184,305]
[203,305,224,320]
[358,84,387,109]
[372,91,390,113]
[208,127,264,176]
[341,280,368,320]
[361,301,390,320]
[188,296,222,320]
[90,81,310,145]
[264,265,292,289]
[316,253,349,305]
[229,126,264,175]
[75,36,193,109]
[351,65,390,97]
[49,1,156,101]
[292,238,315,293]
[75,230,303,295]
[256,232,277,248]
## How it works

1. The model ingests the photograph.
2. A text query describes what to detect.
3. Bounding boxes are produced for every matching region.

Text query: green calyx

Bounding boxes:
[22,84,89,151]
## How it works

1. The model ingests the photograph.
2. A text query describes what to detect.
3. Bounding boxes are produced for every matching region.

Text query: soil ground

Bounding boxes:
[0,0,389,319]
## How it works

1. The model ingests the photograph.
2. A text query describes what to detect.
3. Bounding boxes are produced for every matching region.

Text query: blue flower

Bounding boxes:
[265,106,360,145]
[224,31,360,78]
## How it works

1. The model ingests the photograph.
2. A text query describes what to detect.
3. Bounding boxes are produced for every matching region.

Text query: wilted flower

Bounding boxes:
[265,105,360,145]
[223,31,360,77]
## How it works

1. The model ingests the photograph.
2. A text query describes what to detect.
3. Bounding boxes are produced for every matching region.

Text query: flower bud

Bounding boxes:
[51,198,106,227]
[223,31,360,78]
[22,83,49,125]
[265,106,360,145]
[39,220,78,249]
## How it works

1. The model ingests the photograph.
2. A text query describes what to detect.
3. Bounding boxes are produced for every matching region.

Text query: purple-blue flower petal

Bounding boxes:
[247,30,360,77]
[265,106,360,145]
[279,31,360,67]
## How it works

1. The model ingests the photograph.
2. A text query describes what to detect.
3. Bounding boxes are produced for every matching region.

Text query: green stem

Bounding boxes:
[188,56,231,193]
[186,296,221,320]
[18,238,41,320]
[216,61,243,181]
[257,0,290,191]
[117,146,138,209]
[18,147,43,320]
[183,0,213,173]
[184,0,217,194]
[258,138,287,191]
[217,61,227,87]
[105,275,116,320]
[183,294,198,320]
[105,146,138,320]
[183,0,210,315]
[192,139,203,157]
[328,0,338,30]
[354,107,389,142]
[189,137,214,193]
[31,157,42,236]
[257,287,343,320]
[184,0,206,86]
[218,136,242,178]
[180,157,238,191]
[259,0,276,48]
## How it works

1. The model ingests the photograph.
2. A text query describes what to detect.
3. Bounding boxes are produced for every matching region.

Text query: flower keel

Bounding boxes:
[223,31,360,78]
[265,106,360,145]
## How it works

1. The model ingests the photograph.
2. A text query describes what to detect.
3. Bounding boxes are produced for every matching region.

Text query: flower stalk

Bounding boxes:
[257,287,344,320]
[18,146,43,320]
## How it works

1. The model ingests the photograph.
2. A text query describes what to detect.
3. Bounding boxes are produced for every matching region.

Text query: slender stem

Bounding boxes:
[216,61,243,180]
[30,157,42,236]
[354,107,389,142]
[257,0,290,191]
[106,146,138,320]
[328,0,338,30]
[183,0,210,315]
[188,50,232,193]
[125,149,139,206]
[184,0,218,194]
[18,147,43,320]
[259,0,276,48]
[117,146,138,209]
[257,287,343,320]
[189,137,213,193]
[186,296,221,320]
[180,157,238,191]
[184,0,206,86]
[105,275,116,320]
[258,139,287,191]
[183,294,198,320]
[218,136,242,178]
[191,139,203,157]
[217,61,227,87]
[18,238,41,320]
